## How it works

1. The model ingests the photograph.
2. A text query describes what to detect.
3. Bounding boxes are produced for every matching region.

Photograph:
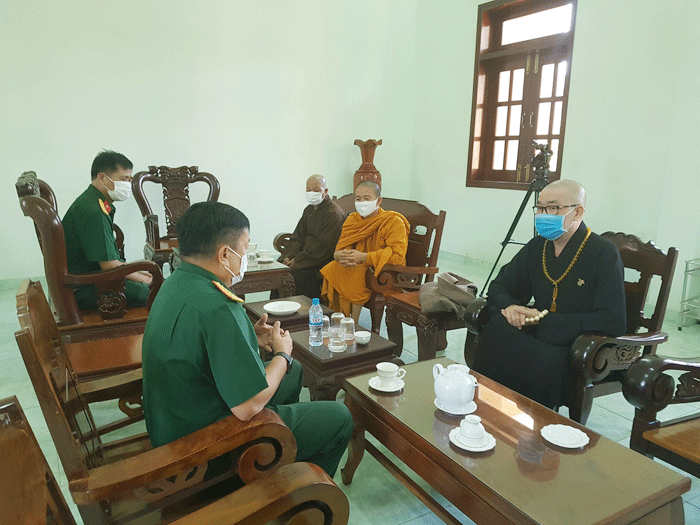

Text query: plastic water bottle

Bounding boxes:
[309,298,323,346]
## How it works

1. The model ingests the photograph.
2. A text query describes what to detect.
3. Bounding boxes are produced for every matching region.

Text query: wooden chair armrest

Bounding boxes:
[273,232,293,254]
[465,297,489,334]
[76,368,142,404]
[366,265,440,294]
[113,223,125,258]
[623,355,700,413]
[172,462,349,525]
[571,331,669,382]
[69,409,296,505]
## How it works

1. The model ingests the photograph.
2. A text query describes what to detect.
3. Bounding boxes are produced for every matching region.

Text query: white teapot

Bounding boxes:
[433,363,477,413]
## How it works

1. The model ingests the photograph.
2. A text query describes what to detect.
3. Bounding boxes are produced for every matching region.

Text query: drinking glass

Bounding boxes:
[328,326,347,353]
[340,317,355,344]
[321,315,330,338]
[330,312,345,330]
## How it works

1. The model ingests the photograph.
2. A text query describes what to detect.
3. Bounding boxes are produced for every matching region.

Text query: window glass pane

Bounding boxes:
[511,68,525,101]
[498,71,511,102]
[475,108,483,138]
[481,25,490,51]
[495,106,508,137]
[556,61,568,97]
[550,139,560,171]
[472,141,480,170]
[477,74,485,105]
[509,105,522,136]
[501,4,573,46]
[537,102,551,136]
[506,140,519,170]
[539,63,555,98]
[552,101,563,135]
[493,140,505,170]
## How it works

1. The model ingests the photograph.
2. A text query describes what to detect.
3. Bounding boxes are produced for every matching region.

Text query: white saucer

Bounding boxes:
[434,398,477,416]
[540,424,590,448]
[263,301,301,316]
[257,256,275,263]
[369,376,405,393]
[449,428,496,452]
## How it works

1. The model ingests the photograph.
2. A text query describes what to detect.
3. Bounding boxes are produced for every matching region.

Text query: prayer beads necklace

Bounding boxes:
[542,227,591,312]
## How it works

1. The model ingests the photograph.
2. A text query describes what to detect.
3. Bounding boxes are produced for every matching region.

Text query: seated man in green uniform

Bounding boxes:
[142,201,353,478]
[62,150,152,309]
[472,179,627,410]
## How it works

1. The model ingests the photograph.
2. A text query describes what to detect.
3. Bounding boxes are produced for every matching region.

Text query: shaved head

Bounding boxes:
[542,179,586,207]
[306,174,326,190]
[355,180,381,198]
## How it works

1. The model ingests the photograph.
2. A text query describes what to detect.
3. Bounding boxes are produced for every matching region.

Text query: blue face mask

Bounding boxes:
[535,208,576,240]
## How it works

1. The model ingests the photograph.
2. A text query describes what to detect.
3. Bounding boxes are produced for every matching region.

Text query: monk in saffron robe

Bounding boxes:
[321,181,410,323]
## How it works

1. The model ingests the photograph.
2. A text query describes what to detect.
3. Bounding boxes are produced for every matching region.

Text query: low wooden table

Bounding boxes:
[291,330,402,401]
[244,295,334,332]
[341,358,690,525]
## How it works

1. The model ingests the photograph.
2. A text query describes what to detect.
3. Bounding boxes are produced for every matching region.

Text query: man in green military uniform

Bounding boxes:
[63,150,152,309]
[142,201,353,478]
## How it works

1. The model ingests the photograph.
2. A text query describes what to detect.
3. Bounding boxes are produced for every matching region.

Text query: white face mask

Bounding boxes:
[223,246,247,285]
[305,191,324,206]
[355,199,378,218]
[104,175,132,202]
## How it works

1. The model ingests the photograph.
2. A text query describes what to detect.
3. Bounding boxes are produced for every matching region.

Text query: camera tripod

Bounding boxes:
[480,143,552,296]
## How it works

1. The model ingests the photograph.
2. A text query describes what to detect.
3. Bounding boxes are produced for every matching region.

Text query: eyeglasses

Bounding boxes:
[532,204,579,215]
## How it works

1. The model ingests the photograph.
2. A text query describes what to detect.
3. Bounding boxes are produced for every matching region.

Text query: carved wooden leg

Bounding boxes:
[437,329,448,351]
[280,273,296,298]
[370,295,385,334]
[416,315,439,361]
[569,381,594,424]
[385,302,404,358]
[341,397,365,486]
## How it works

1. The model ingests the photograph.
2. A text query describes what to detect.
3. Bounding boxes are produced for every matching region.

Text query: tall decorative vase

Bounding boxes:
[353,139,383,190]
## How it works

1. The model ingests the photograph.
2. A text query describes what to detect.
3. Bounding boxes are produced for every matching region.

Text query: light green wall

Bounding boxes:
[410,0,700,308]
[0,0,417,279]
[2,0,697,310]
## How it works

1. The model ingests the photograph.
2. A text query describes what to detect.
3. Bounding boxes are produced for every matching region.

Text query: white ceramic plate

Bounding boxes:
[369,376,405,393]
[434,398,477,416]
[540,424,590,448]
[257,256,275,263]
[262,301,301,316]
[449,428,496,452]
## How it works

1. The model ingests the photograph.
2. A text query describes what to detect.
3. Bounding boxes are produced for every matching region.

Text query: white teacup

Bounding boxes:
[376,362,406,387]
[258,249,271,259]
[459,415,486,447]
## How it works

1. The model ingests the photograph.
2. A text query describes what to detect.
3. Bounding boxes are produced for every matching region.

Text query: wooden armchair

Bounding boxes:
[14,289,349,525]
[16,171,163,343]
[132,165,219,270]
[623,355,700,478]
[331,194,446,333]
[0,396,349,525]
[465,232,678,425]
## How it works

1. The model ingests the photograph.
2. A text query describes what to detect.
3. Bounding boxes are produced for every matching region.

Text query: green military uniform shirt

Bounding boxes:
[63,184,149,309]
[142,261,269,448]
[63,184,124,274]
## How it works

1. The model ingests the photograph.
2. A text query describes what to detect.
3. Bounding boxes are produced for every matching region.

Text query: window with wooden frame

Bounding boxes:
[467,0,577,190]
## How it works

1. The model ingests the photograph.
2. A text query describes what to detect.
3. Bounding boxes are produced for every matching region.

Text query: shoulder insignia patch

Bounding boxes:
[212,281,244,302]
[99,199,112,215]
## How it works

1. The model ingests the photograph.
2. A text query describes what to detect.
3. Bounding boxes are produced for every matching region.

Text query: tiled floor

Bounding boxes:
[2,253,700,524]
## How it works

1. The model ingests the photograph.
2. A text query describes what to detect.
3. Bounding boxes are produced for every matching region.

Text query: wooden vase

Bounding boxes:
[353,139,382,190]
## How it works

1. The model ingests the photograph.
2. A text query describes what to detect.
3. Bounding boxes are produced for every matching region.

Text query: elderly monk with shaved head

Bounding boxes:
[274,174,345,299]
[321,181,410,324]
[472,179,627,411]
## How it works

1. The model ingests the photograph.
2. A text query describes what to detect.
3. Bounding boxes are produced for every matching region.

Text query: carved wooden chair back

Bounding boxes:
[333,194,446,287]
[0,396,78,525]
[132,165,220,239]
[15,281,108,479]
[603,232,679,336]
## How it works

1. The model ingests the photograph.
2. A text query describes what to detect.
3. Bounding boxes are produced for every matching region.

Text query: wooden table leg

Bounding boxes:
[416,315,439,361]
[341,396,366,485]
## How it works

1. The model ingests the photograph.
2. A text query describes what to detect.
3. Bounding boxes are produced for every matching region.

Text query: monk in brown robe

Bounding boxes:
[321,181,410,323]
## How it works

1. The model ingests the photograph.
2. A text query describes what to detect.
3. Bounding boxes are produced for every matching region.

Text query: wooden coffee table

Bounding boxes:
[244,295,334,333]
[341,358,690,525]
[290,330,402,401]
